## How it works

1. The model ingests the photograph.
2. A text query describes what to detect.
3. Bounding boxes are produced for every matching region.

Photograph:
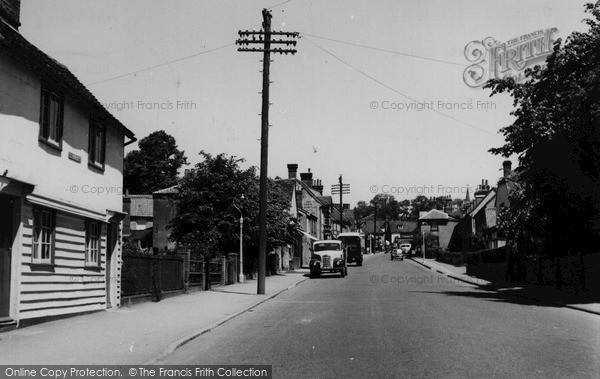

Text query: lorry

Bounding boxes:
[337,232,364,266]
[309,240,348,278]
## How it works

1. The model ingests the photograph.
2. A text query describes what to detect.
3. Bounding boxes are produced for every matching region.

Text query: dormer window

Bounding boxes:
[88,120,106,169]
[39,86,64,149]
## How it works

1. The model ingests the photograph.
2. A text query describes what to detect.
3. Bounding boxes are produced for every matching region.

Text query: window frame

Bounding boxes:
[430,221,439,232]
[32,207,56,265]
[85,220,102,268]
[38,85,64,150]
[88,119,106,170]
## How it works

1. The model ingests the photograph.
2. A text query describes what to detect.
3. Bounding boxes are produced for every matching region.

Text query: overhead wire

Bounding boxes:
[86,43,235,86]
[300,32,465,67]
[302,37,495,136]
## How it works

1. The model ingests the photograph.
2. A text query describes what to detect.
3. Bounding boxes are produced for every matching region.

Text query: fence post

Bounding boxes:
[180,249,190,292]
[220,255,226,286]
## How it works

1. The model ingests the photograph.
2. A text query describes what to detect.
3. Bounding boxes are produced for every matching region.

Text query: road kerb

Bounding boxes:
[147,276,309,364]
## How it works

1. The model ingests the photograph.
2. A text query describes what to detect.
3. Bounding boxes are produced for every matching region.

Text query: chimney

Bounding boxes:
[503,160,512,179]
[287,163,298,179]
[312,179,323,195]
[0,0,20,30]
[300,168,313,186]
[474,179,488,199]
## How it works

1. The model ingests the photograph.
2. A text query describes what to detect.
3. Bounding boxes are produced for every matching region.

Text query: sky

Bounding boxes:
[20,0,591,205]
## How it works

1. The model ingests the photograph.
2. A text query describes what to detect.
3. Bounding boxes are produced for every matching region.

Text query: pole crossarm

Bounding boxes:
[238,30,299,37]
[237,48,297,54]
[236,39,297,45]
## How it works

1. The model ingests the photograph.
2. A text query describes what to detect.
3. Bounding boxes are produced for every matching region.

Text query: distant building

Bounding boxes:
[152,185,179,251]
[449,161,515,252]
[418,209,458,250]
[123,194,154,250]
[278,165,330,268]
[0,0,135,328]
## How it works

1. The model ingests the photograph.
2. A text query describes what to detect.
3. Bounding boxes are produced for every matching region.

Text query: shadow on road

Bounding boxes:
[303,274,346,279]
[411,285,600,308]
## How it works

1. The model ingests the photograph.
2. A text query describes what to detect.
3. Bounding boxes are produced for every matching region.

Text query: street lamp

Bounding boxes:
[421,221,428,262]
[232,194,245,283]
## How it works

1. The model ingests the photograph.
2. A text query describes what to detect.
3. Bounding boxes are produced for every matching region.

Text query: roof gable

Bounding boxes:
[419,209,453,221]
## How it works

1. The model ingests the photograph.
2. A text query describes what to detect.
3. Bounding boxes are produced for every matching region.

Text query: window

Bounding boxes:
[88,121,106,168]
[39,86,64,148]
[32,208,55,264]
[85,221,101,267]
[430,221,438,231]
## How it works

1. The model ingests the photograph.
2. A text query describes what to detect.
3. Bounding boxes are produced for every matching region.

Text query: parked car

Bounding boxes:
[390,248,404,261]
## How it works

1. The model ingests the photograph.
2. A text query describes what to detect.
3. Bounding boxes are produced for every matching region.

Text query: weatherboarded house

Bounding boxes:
[0,1,135,328]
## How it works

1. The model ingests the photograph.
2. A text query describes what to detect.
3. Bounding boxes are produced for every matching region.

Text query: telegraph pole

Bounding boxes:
[237,10,298,295]
[331,176,350,237]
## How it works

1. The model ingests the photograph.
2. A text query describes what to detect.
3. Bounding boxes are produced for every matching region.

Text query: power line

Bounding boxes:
[300,32,465,67]
[303,37,495,136]
[266,0,294,10]
[86,43,235,86]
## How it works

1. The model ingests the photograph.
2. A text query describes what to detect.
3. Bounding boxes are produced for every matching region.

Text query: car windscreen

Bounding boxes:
[314,243,341,252]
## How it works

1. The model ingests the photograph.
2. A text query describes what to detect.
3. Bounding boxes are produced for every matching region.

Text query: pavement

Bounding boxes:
[0,271,309,365]
[409,256,600,316]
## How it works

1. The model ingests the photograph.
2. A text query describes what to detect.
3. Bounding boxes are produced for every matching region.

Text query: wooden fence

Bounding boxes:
[121,254,184,296]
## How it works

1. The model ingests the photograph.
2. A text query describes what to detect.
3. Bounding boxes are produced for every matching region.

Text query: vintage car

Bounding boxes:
[390,248,404,261]
[309,240,348,278]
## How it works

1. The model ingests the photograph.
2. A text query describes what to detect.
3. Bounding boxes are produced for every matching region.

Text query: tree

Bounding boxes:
[124,130,188,194]
[409,195,448,219]
[370,194,400,220]
[485,2,600,284]
[413,231,440,258]
[354,200,372,220]
[169,151,299,288]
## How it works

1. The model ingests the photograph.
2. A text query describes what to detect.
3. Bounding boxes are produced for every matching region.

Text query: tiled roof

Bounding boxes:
[318,196,332,206]
[388,220,417,232]
[418,209,454,221]
[361,220,386,234]
[0,20,135,140]
[153,185,179,195]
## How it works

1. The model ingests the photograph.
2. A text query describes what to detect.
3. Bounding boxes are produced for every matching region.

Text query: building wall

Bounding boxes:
[421,220,458,250]
[0,53,124,214]
[0,50,126,323]
[18,205,108,320]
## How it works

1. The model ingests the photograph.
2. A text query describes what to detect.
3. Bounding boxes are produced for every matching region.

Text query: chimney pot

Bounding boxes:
[502,160,512,179]
[287,163,298,179]
[300,170,313,186]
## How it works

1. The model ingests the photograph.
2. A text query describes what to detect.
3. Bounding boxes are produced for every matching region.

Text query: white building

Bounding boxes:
[0,0,135,329]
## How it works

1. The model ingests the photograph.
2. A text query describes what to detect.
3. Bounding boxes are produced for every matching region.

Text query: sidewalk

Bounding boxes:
[410,257,600,316]
[0,271,308,365]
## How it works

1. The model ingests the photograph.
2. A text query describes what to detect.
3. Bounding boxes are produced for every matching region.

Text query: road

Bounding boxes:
[158,253,600,378]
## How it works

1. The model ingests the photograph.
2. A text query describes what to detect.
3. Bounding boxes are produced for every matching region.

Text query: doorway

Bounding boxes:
[105,222,118,308]
[0,194,17,320]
